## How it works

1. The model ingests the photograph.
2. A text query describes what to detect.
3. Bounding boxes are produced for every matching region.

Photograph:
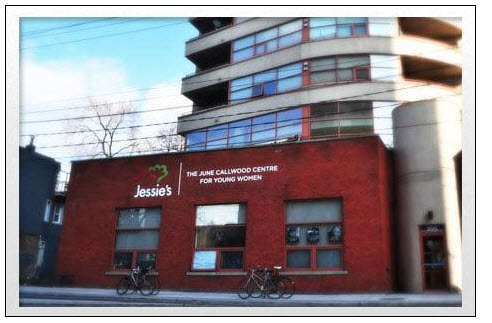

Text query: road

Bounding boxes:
[19,286,462,307]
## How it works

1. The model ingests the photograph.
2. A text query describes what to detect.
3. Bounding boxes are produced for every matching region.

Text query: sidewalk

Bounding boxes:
[19,286,462,307]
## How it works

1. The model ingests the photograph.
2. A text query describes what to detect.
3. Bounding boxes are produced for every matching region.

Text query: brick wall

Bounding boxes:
[57,137,394,292]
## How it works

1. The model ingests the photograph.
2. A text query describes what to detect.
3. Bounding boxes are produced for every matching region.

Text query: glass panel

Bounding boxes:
[264,81,277,95]
[311,70,336,84]
[228,119,251,147]
[311,102,338,117]
[233,47,254,62]
[220,251,243,269]
[195,226,246,248]
[369,17,397,37]
[252,114,276,143]
[310,25,336,40]
[287,225,341,246]
[186,131,206,150]
[277,108,302,138]
[286,199,343,223]
[266,39,278,52]
[117,208,161,228]
[278,62,302,79]
[114,252,132,269]
[339,101,372,115]
[196,204,246,226]
[338,55,369,68]
[311,121,339,137]
[337,68,354,81]
[207,125,227,142]
[192,251,216,270]
[337,25,351,37]
[207,139,227,150]
[230,76,253,91]
[230,88,252,101]
[252,84,263,96]
[337,17,367,24]
[255,44,266,55]
[340,119,374,134]
[256,28,277,43]
[233,35,254,51]
[310,17,336,28]
[310,57,336,72]
[277,76,302,92]
[317,249,342,268]
[353,24,368,36]
[115,230,159,250]
[279,19,302,36]
[137,252,156,269]
[287,250,311,268]
[253,70,276,84]
[356,68,370,80]
[278,31,302,48]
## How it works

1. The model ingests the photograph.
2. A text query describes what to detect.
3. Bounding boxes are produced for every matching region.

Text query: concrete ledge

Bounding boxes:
[104,271,159,276]
[186,271,246,276]
[281,270,348,276]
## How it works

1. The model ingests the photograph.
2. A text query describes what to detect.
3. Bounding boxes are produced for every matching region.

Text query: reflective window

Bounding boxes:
[230,63,302,103]
[193,204,246,271]
[232,19,302,63]
[114,208,161,270]
[309,17,368,40]
[286,199,343,270]
[252,114,276,144]
[310,55,371,85]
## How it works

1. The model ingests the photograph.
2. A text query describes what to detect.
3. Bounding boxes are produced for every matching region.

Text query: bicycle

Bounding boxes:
[237,266,286,299]
[270,266,295,299]
[116,266,154,296]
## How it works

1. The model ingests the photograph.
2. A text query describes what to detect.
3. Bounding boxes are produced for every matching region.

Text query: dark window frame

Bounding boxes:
[309,55,372,86]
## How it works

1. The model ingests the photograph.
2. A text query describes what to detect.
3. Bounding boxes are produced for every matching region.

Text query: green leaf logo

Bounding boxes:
[148,164,169,184]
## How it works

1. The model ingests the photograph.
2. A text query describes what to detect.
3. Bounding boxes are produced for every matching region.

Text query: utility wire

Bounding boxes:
[21,17,117,36]
[22,18,147,40]
[20,62,459,122]
[20,46,456,110]
[20,20,190,51]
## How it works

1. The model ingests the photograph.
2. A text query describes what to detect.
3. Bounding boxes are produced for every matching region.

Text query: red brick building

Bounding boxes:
[56,137,394,292]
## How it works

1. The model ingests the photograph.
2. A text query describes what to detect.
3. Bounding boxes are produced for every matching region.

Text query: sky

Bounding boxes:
[19,17,199,173]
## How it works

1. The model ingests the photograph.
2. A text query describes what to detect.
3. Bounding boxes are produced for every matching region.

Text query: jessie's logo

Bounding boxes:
[148,164,169,184]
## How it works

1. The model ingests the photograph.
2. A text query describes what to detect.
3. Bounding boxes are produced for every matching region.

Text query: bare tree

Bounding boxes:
[70,100,139,158]
[145,126,185,153]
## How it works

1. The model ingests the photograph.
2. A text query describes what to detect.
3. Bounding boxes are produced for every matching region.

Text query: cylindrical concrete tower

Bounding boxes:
[393,97,462,292]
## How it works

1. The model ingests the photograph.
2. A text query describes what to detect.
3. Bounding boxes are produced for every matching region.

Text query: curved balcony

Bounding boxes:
[182,35,461,95]
[177,80,459,134]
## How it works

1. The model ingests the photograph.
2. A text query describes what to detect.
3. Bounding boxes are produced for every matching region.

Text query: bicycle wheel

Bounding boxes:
[148,276,161,295]
[138,278,154,296]
[279,277,295,299]
[248,278,263,298]
[265,279,282,299]
[116,277,131,295]
[237,277,250,299]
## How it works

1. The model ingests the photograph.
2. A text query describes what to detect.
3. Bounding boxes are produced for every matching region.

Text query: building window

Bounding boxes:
[232,19,303,63]
[310,55,371,85]
[113,207,161,270]
[52,203,64,224]
[43,200,52,222]
[310,101,374,138]
[309,17,369,40]
[185,107,302,151]
[192,204,246,271]
[285,199,343,270]
[230,62,302,103]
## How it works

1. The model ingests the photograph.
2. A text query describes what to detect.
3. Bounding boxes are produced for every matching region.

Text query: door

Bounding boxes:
[420,227,449,290]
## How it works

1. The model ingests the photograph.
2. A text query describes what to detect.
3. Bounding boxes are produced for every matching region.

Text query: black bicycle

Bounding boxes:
[116,266,154,296]
[237,266,295,299]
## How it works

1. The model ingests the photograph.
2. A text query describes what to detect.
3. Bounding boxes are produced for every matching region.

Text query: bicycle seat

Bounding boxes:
[273,266,282,270]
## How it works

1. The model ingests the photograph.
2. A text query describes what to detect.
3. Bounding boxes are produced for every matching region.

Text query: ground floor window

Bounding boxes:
[285,199,343,270]
[420,225,449,290]
[113,207,161,270]
[192,204,246,271]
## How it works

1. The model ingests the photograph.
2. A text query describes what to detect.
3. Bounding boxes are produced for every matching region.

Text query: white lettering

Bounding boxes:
[133,184,173,198]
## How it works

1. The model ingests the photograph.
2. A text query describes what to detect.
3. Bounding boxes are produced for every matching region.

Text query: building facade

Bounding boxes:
[177,17,462,292]
[20,143,66,283]
[56,17,462,293]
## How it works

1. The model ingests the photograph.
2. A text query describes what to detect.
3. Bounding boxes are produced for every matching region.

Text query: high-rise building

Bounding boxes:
[178,17,462,292]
